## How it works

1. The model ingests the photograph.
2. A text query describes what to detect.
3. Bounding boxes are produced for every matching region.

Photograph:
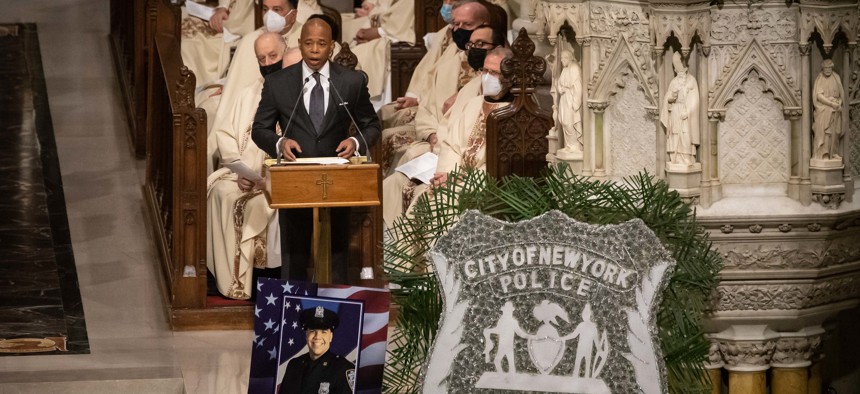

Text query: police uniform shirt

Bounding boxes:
[280,350,355,394]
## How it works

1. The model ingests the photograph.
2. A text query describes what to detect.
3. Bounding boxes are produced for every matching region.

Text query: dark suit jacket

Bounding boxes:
[252,61,381,159]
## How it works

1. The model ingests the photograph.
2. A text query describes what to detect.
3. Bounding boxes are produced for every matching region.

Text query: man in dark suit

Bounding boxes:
[252,17,381,283]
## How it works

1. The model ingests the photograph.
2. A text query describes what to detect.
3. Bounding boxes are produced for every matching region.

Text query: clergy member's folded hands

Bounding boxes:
[355,27,381,44]
[209,7,229,33]
[394,96,418,110]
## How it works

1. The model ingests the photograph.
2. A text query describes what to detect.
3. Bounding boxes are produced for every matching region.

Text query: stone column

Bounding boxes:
[699,45,712,207]
[714,326,777,394]
[706,112,723,204]
[771,329,823,394]
[705,338,724,394]
[788,111,803,201]
[655,47,667,180]
[800,43,812,205]
[843,45,854,202]
[581,38,593,176]
[588,101,609,177]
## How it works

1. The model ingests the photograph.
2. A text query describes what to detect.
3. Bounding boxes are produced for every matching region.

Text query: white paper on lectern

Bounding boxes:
[223,160,264,182]
[395,152,438,184]
[185,1,215,21]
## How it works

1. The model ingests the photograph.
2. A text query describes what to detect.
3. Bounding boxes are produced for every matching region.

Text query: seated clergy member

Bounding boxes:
[181,0,256,88]
[210,0,304,134]
[377,0,498,174]
[280,307,355,394]
[381,22,503,178]
[382,46,513,226]
[251,18,381,283]
[207,33,301,300]
[343,0,415,102]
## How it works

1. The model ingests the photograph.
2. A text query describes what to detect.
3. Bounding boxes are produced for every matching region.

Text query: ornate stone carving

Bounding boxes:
[717,340,776,370]
[807,223,822,232]
[801,7,858,52]
[554,50,584,156]
[662,52,700,167]
[539,2,582,44]
[772,336,821,368]
[719,71,791,185]
[721,224,734,234]
[606,73,656,179]
[715,276,860,311]
[588,35,657,106]
[811,192,845,209]
[812,60,845,163]
[650,10,711,50]
[748,224,763,233]
[707,340,724,369]
[587,5,649,41]
[717,237,860,270]
[710,40,801,113]
[711,8,798,45]
[587,101,609,112]
[778,224,792,233]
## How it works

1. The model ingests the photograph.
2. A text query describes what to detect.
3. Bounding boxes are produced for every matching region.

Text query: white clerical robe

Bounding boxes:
[379,43,472,174]
[384,76,481,175]
[207,78,280,300]
[346,0,415,98]
[383,93,502,226]
[181,0,256,88]
[377,25,452,129]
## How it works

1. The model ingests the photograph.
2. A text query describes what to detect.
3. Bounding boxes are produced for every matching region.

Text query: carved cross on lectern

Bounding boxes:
[316,173,333,199]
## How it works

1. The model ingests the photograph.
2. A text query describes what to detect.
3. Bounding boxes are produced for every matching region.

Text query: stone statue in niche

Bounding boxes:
[660,52,700,168]
[812,59,844,164]
[554,50,584,159]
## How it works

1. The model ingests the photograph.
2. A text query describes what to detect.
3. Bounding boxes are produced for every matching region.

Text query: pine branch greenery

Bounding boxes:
[382,164,722,394]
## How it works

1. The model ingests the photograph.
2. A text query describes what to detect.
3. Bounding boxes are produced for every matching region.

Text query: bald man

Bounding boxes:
[252,19,381,284]
[206,32,303,299]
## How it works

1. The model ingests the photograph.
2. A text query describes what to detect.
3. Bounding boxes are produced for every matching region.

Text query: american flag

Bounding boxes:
[248,279,390,394]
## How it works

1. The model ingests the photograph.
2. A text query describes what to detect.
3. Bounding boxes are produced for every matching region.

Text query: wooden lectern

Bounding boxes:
[264,162,380,284]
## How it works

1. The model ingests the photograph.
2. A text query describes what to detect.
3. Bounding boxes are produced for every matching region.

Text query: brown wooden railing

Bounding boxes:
[110,0,150,157]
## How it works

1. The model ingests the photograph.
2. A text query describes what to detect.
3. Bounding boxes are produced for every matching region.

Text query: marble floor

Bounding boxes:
[0,1,255,393]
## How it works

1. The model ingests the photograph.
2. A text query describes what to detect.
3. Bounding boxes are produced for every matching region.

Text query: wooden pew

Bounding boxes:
[109,0,150,158]
[132,0,384,330]
[486,29,552,178]
[142,0,220,329]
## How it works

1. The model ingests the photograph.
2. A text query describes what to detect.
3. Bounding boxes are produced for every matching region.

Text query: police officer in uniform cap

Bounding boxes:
[280,306,356,394]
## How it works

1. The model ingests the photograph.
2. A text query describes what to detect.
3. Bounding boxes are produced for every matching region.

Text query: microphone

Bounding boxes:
[277,76,312,165]
[324,74,372,163]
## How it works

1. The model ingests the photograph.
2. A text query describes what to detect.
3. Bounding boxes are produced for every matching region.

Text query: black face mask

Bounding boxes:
[452,28,473,51]
[259,59,283,77]
[467,48,488,71]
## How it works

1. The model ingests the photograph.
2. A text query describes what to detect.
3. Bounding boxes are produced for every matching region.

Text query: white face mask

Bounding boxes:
[482,73,502,97]
[263,9,292,33]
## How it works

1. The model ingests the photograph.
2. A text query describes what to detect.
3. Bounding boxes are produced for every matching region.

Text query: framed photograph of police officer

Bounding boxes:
[275,295,365,394]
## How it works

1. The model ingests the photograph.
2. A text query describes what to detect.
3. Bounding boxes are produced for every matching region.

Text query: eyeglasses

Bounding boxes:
[480,68,502,78]
[465,40,494,50]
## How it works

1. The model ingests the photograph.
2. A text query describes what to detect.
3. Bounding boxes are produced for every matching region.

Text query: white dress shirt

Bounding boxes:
[301,60,331,115]
[276,60,359,156]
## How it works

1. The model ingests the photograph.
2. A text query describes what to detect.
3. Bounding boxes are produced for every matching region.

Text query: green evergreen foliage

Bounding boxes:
[383,164,722,393]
